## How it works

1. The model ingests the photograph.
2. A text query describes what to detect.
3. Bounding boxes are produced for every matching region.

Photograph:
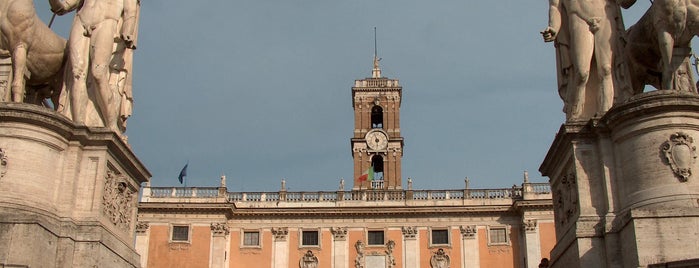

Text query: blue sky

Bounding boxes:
[33,0,656,191]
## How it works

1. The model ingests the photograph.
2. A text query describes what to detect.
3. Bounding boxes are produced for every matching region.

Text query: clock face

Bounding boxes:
[366,130,388,150]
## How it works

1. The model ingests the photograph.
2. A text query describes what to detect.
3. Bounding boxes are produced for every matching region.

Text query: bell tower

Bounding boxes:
[351,55,404,190]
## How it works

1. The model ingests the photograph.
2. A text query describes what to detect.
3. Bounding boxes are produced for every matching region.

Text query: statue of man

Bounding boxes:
[542,0,624,120]
[50,0,138,132]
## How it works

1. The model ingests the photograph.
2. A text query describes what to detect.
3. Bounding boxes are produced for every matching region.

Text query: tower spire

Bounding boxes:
[372,27,382,78]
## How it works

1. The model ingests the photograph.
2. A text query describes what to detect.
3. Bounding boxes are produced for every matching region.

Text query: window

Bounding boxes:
[431,229,449,245]
[371,105,383,129]
[171,225,189,242]
[243,231,260,246]
[488,226,508,245]
[367,230,384,245]
[301,230,319,246]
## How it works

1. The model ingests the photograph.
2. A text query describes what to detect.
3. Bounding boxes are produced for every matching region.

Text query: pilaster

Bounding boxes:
[331,227,348,268]
[210,222,229,268]
[134,221,150,267]
[522,220,541,268]
[401,226,418,268]
[272,227,289,268]
[459,225,479,268]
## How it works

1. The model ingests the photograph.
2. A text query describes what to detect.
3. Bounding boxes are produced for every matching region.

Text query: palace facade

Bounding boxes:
[136,58,555,268]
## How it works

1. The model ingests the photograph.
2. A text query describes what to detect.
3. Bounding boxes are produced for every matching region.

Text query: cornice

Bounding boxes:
[138,202,235,218]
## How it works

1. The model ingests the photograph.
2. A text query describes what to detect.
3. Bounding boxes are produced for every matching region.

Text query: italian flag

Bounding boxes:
[358,166,374,182]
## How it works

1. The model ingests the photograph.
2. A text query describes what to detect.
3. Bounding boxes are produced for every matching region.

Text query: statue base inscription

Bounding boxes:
[0,103,150,268]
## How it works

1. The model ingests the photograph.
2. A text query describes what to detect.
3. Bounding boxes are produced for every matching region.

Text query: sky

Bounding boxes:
[31,0,659,191]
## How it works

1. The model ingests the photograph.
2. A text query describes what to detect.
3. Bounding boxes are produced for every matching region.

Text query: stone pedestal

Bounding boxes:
[540,91,699,268]
[0,103,150,267]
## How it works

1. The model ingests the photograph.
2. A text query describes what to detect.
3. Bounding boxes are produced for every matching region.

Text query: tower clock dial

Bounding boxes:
[366,130,388,150]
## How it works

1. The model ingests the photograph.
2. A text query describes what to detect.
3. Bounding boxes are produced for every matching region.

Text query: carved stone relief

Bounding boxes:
[385,240,396,268]
[102,170,135,231]
[331,227,347,240]
[135,221,149,234]
[554,172,578,226]
[354,240,365,268]
[299,250,318,268]
[662,132,697,182]
[211,222,230,236]
[430,248,450,268]
[524,220,538,233]
[460,225,477,239]
[0,148,7,180]
[272,227,288,241]
[402,226,417,239]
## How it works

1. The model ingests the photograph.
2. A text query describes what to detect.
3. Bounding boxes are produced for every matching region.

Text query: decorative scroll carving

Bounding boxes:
[211,222,230,236]
[554,173,578,226]
[662,132,697,182]
[102,170,135,231]
[524,220,538,233]
[385,240,396,268]
[0,148,7,179]
[430,248,450,268]
[299,250,318,268]
[331,227,347,240]
[354,240,365,268]
[460,225,477,239]
[135,221,149,234]
[401,226,417,239]
[272,227,288,241]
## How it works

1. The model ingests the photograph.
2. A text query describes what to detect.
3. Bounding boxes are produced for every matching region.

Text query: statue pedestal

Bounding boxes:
[0,103,150,267]
[541,91,699,268]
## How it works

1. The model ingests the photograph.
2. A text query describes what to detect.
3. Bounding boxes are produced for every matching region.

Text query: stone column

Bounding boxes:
[521,220,541,268]
[272,227,289,268]
[460,225,479,268]
[210,223,230,268]
[401,226,418,268]
[134,222,150,268]
[331,227,348,268]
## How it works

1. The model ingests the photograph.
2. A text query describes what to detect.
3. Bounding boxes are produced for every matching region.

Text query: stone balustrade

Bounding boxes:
[142,183,551,203]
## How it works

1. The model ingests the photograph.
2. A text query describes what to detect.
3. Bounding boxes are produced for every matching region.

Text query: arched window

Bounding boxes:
[371,105,383,129]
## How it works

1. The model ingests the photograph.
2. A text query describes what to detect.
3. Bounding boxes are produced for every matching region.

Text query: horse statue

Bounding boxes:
[620,0,699,92]
[0,0,66,106]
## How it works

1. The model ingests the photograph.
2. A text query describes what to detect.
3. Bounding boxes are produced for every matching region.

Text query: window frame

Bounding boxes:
[487,225,510,246]
[367,229,386,246]
[299,229,321,248]
[170,224,191,243]
[241,230,262,248]
[429,228,450,247]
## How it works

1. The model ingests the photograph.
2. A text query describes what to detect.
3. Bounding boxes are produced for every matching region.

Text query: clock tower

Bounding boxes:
[351,56,404,189]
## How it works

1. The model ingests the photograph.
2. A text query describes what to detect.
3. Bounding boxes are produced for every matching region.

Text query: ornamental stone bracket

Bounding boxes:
[272,227,289,241]
[331,227,347,241]
[401,226,417,240]
[135,221,149,234]
[661,132,697,182]
[0,148,7,180]
[430,248,451,268]
[102,170,136,232]
[460,225,477,239]
[211,222,230,236]
[523,220,538,233]
[299,250,319,268]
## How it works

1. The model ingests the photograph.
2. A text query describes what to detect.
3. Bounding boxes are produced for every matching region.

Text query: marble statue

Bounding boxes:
[50,0,139,132]
[0,0,66,105]
[620,0,699,92]
[542,0,628,120]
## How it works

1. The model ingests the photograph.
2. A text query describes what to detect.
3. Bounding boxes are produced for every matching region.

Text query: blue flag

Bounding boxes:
[178,163,188,184]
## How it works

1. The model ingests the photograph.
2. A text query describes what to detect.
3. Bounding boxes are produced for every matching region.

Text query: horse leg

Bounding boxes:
[658,30,675,90]
[10,43,27,102]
